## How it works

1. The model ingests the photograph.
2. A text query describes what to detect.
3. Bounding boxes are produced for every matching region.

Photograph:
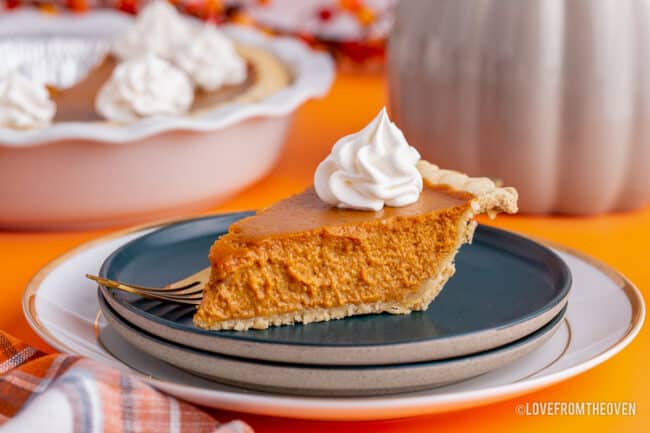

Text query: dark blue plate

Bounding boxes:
[98,213,571,366]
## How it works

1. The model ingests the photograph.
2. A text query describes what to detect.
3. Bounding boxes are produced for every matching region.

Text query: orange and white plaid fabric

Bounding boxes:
[0,331,253,433]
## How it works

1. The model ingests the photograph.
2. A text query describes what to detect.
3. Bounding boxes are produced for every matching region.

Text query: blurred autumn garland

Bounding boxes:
[1,0,395,65]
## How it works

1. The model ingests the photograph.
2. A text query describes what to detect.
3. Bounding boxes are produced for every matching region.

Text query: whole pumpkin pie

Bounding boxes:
[0,1,290,129]
[194,110,518,331]
[50,44,289,123]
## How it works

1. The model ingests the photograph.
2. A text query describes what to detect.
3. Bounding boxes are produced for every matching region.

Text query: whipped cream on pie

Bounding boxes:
[173,25,247,91]
[314,108,423,211]
[112,0,191,61]
[0,72,56,129]
[95,54,193,122]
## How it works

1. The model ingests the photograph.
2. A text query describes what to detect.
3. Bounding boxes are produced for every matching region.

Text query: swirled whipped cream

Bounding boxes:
[112,0,191,61]
[173,25,247,91]
[95,54,193,122]
[0,72,56,129]
[314,108,422,211]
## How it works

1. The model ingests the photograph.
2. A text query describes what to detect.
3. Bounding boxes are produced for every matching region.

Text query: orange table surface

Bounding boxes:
[0,72,647,432]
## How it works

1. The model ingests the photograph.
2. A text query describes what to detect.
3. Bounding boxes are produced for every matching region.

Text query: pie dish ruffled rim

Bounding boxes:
[0,10,335,147]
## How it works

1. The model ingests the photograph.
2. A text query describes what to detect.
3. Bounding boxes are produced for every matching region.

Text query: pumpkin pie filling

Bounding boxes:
[198,183,474,324]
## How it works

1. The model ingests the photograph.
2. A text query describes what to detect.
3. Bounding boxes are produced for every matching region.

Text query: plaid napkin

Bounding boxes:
[0,331,253,433]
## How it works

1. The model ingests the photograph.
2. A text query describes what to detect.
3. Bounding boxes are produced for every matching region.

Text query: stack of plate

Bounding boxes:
[96,213,572,397]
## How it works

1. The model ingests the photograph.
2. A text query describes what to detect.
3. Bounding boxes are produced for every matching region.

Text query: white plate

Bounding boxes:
[23,221,645,421]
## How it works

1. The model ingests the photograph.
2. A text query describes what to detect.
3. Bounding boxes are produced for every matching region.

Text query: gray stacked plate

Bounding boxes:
[96,213,571,396]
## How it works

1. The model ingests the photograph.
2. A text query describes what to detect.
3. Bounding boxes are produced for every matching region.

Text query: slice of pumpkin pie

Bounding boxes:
[194,109,518,331]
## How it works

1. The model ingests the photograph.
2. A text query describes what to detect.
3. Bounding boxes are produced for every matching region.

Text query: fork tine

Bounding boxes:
[86,274,201,293]
[166,267,211,289]
[137,283,203,295]
[85,274,203,295]
[148,281,203,295]
[86,267,210,294]
[143,293,202,305]
[86,274,146,293]
[85,274,203,305]
[144,282,200,293]
[136,293,202,305]
[154,292,203,301]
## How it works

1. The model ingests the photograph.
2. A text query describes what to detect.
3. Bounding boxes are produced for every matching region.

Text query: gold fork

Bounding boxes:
[86,267,211,305]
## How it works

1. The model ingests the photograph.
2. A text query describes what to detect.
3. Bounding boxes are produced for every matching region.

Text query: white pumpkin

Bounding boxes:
[388,0,650,214]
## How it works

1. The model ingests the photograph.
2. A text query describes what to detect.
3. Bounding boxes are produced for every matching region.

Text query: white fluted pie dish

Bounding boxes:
[0,10,334,229]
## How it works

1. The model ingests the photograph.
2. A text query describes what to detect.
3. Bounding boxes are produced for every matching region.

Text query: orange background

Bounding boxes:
[0,72,647,432]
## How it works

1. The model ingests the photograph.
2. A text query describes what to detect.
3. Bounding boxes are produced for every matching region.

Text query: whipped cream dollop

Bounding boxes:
[314,108,422,211]
[112,0,191,61]
[173,25,247,91]
[0,72,56,129]
[95,54,193,122]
